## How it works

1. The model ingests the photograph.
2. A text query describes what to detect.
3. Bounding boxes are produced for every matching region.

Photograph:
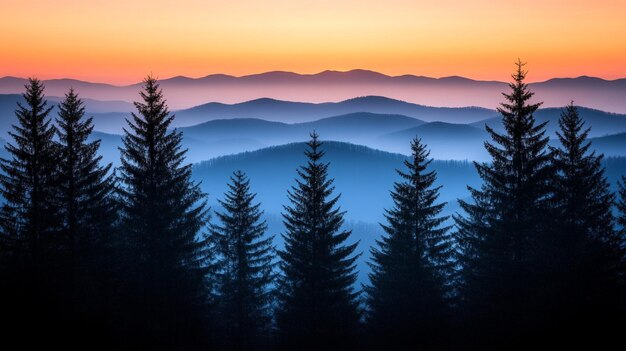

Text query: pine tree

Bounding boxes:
[277,132,361,350]
[117,77,211,349]
[365,137,453,348]
[211,171,275,351]
[0,78,61,342]
[454,60,554,343]
[552,103,614,236]
[549,102,625,336]
[0,78,60,261]
[55,88,118,340]
[56,88,117,267]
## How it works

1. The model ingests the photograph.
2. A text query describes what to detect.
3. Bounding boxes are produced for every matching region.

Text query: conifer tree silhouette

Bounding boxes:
[118,76,211,349]
[0,78,60,262]
[0,78,62,344]
[211,171,276,351]
[276,132,361,350]
[54,88,119,342]
[547,102,625,340]
[366,137,453,348]
[454,61,554,344]
[56,88,117,266]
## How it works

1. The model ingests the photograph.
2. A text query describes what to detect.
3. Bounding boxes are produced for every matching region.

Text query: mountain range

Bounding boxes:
[0,94,496,134]
[4,92,626,163]
[5,92,626,137]
[46,110,626,165]
[173,96,496,126]
[2,70,626,112]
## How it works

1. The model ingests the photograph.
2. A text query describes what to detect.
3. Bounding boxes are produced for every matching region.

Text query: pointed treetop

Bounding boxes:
[305,130,324,162]
[513,58,526,82]
[409,137,432,165]
[24,77,45,95]
[58,88,86,120]
[16,78,53,118]
[133,75,172,121]
[555,101,593,160]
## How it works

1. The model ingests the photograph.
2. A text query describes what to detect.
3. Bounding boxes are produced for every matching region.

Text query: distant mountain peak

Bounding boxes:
[542,76,615,84]
[240,97,284,105]
[0,76,25,81]
[43,78,119,87]
[199,73,236,80]
[162,75,194,82]
[438,75,475,82]
[317,69,390,78]
[242,71,301,79]
[341,95,411,105]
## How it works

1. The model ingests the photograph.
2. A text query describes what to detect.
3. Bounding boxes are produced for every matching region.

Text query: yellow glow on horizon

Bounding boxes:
[1,0,625,84]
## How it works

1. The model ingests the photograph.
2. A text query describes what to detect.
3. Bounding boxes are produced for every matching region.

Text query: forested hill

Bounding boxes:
[193,141,481,224]
[194,142,626,223]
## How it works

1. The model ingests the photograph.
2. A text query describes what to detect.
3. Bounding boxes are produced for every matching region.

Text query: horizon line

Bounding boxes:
[1,69,624,87]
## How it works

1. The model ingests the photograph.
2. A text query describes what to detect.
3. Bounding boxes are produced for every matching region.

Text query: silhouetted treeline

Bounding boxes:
[0,65,624,350]
[454,61,625,348]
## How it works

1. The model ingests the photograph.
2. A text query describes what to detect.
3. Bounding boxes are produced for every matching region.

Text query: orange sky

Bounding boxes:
[1,0,625,84]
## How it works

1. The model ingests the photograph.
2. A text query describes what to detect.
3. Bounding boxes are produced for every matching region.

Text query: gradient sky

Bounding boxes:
[1,0,625,84]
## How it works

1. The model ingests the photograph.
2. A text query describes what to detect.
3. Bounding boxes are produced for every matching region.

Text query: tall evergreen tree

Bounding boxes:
[56,88,117,266]
[54,88,118,341]
[277,132,361,350]
[211,171,275,351]
[0,78,59,261]
[454,61,554,343]
[366,137,453,348]
[549,102,625,335]
[117,77,211,349]
[0,78,61,343]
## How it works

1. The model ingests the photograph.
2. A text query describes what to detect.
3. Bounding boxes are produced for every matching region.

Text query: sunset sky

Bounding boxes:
[1,0,625,84]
